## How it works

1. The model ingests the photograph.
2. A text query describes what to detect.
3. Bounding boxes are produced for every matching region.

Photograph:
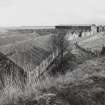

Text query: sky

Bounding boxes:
[0,0,105,26]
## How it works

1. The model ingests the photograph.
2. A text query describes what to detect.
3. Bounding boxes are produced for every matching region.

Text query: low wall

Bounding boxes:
[28,48,59,84]
[66,30,104,41]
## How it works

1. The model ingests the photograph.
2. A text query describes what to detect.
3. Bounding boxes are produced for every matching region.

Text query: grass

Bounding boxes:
[35,29,57,36]
[78,32,105,51]
[0,52,105,105]
[0,30,105,105]
[0,34,52,71]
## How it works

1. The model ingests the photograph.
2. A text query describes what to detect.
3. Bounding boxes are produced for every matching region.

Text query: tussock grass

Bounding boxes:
[0,68,71,105]
[1,54,105,105]
[1,65,105,105]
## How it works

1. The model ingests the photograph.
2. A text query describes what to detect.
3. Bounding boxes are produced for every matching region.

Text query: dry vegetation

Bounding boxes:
[78,32,105,51]
[1,55,105,105]
[0,32,52,71]
[0,29,105,105]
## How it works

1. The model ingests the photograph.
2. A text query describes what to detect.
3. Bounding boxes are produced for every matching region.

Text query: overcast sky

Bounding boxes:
[0,0,105,26]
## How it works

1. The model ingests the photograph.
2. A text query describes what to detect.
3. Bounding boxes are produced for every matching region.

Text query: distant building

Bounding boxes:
[55,24,91,32]
[103,26,105,31]
[56,24,105,41]
[56,24,93,40]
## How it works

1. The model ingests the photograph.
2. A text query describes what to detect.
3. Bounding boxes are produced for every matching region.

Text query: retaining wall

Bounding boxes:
[66,30,105,41]
[28,48,59,84]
